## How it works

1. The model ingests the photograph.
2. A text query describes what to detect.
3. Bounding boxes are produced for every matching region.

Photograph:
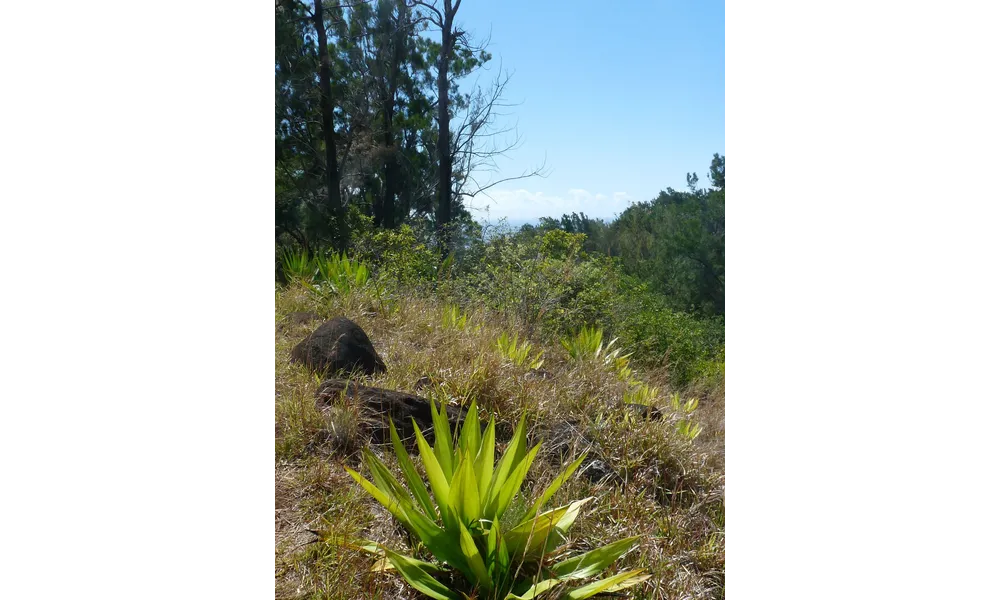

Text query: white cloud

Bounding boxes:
[466,188,635,224]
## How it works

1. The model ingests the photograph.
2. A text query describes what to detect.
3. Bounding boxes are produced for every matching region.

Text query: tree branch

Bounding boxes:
[409,0,443,25]
[457,157,549,199]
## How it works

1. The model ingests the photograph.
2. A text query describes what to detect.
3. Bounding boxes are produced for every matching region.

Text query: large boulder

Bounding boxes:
[291,317,387,377]
[315,379,466,444]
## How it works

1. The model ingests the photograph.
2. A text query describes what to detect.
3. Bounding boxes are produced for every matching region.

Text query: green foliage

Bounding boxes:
[611,355,636,385]
[344,401,650,599]
[438,252,456,281]
[603,156,725,316]
[690,347,725,388]
[669,393,699,414]
[279,249,379,302]
[461,234,623,340]
[452,228,721,387]
[615,288,725,387]
[539,230,587,260]
[675,420,704,442]
[496,332,544,370]
[354,224,438,284]
[518,213,609,256]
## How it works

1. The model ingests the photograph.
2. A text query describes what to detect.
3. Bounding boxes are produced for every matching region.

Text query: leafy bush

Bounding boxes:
[538,229,586,260]
[345,401,650,599]
[457,236,556,334]
[615,286,724,387]
[354,224,438,285]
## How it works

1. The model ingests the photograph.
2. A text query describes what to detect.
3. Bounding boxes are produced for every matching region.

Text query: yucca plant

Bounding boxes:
[316,253,370,295]
[675,419,704,441]
[669,393,703,441]
[623,383,658,407]
[669,393,699,414]
[612,355,637,385]
[496,332,544,370]
[345,400,649,599]
[437,252,456,282]
[441,304,470,331]
[560,327,630,369]
[280,248,315,282]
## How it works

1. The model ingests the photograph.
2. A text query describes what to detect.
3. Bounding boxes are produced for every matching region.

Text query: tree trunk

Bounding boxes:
[271,2,278,282]
[381,90,397,229]
[435,3,454,255]
[313,0,347,253]
[381,3,409,230]
[400,131,414,219]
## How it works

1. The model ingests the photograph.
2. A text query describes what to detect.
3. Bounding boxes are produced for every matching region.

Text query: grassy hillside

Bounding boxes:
[274,250,725,599]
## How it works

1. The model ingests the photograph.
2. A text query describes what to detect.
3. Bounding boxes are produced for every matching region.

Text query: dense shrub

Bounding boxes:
[353,222,438,286]
[445,230,722,386]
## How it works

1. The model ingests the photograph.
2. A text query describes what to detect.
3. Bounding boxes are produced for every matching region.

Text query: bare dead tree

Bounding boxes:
[450,67,549,206]
[411,0,545,254]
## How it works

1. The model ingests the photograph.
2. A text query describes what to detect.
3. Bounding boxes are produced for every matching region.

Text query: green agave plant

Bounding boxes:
[345,400,649,599]
[496,332,545,370]
[315,253,370,294]
[280,248,315,282]
[561,326,631,369]
[669,393,703,441]
[623,383,659,407]
[441,304,470,331]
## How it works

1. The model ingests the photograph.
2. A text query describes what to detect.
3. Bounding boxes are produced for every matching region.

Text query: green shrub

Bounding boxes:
[458,235,621,339]
[539,229,586,260]
[354,224,438,285]
[442,230,722,388]
[615,286,724,387]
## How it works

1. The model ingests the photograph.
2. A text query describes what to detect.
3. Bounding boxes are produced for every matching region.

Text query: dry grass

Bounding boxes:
[275,282,725,599]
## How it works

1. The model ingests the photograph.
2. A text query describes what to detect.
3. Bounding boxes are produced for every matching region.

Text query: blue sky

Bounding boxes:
[450,0,724,226]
